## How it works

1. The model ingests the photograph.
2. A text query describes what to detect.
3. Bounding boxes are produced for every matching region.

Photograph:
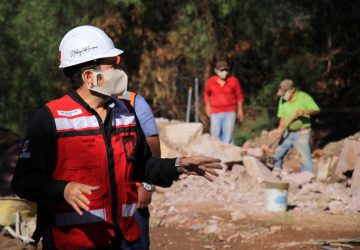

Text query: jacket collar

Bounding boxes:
[68,89,115,112]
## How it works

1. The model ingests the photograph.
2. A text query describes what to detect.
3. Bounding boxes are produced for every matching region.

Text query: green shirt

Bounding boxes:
[277,91,320,131]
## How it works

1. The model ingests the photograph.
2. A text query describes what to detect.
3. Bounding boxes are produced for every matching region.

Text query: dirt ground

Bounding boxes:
[150,213,360,250]
[1,211,359,250]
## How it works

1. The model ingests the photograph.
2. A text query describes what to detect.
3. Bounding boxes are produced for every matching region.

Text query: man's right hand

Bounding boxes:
[205,103,211,117]
[270,128,284,139]
[178,156,222,182]
[64,182,99,215]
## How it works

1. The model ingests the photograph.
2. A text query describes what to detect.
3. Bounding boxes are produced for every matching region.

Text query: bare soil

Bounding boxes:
[150,201,360,250]
[1,211,359,250]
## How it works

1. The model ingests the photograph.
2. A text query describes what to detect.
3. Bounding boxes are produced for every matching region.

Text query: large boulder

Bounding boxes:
[282,172,314,187]
[351,156,360,210]
[336,139,360,176]
[190,134,244,163]
[242,156,280,183]
[162,122,203,146]
[316,156,339,182]
[156,119,244,163]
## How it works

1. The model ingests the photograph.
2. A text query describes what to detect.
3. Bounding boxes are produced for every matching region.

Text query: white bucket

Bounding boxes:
[264,181,289,212]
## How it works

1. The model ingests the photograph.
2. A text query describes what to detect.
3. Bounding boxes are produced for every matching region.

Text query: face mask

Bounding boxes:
[87,68,128,97]
[283,90,293,101]
[216,70,228,80]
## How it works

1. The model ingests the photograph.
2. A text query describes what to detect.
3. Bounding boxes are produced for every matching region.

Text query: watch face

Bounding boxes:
[143,183,152,191]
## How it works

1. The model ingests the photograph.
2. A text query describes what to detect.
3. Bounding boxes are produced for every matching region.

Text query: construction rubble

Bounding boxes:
[0,121,360,245]
[151,119,360,238]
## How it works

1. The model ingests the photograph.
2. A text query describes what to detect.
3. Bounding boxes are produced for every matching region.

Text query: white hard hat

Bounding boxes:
[59,25,123,68]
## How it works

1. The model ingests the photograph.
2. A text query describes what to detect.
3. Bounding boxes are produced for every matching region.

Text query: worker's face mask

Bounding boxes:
[282,89,294,101]
[86,68,128,97]
[215,69,228,80]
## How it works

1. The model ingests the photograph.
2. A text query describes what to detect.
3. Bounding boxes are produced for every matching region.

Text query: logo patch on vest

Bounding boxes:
[21,140,30,152]
[57,109,82,117]
[19,140,31,159]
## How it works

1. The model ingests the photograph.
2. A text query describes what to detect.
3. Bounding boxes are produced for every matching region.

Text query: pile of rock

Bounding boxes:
[0,120,359,240]
[314,132,360,211]
[151,119,360,237]
[157,118,244,163]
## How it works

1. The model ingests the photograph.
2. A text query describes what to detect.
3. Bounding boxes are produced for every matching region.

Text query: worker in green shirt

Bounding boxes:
[272,79,320,174]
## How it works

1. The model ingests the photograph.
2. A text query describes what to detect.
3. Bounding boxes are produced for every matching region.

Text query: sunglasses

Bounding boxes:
[219,68,229,72]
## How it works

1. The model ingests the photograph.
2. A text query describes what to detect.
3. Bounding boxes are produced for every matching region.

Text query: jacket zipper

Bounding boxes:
[93,110,121,240]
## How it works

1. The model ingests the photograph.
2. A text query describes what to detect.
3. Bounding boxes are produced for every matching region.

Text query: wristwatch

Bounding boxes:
[175,157,183,173]
[141,182,155,192]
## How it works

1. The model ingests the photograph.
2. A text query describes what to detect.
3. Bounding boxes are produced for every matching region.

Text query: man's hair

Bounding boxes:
[62,61,98,90]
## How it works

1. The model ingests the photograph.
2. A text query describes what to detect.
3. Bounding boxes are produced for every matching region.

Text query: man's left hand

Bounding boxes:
[137,186,152,209]
[237,109,244,122]
[179,156,222,182]
[296,109,305,116]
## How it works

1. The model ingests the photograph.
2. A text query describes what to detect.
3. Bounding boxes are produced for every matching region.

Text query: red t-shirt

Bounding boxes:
[204,75,244,114]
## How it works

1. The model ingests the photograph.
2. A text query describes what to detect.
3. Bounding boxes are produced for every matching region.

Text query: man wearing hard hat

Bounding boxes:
[12,25,222,249]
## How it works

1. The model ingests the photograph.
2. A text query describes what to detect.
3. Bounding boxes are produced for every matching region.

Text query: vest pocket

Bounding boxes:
[56,136,102,187]
[65,137,100,169]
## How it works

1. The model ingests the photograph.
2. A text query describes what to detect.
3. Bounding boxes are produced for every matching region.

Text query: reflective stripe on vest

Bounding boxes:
[53,203,137,227]
[54,208,106,226]
[122,203,137,217]
[112,113,136,128]
[54,113,135,131]
[54,116,99,131]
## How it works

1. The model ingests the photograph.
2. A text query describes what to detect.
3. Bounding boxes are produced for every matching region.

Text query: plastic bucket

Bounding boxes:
[264,181,289,212]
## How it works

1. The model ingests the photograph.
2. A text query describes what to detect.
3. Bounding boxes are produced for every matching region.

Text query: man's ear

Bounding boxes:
[82,70,95,87]
[214,68,219,75]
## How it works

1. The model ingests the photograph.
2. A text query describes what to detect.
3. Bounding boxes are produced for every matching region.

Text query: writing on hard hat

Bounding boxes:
[277,79,294,96]
[59,25,123,68]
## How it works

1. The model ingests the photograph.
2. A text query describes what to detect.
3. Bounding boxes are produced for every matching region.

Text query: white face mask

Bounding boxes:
[215,69,228,80]
[283,90,293,101]
[87,68,128,97]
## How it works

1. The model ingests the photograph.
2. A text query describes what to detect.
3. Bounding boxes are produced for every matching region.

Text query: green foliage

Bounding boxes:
[0,0,91,132]
[170,2,214,72]
[211,0,238,17]
[255,54,325,107]
[0,0,359,141]
[234,108,274,146]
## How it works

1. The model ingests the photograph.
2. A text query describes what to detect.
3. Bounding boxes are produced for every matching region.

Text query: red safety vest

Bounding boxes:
[46,94,140,249]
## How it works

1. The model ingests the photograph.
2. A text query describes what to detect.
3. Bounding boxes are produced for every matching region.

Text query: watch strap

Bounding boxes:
[175,157,183,173]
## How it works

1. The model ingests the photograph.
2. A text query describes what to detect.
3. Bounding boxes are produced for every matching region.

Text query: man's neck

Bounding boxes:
[216,76,226,86]
[288,90,297,102]
[76,87,110,111]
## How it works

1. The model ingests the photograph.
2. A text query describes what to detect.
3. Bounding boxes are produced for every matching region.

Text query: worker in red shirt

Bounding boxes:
[204,60,244,144]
